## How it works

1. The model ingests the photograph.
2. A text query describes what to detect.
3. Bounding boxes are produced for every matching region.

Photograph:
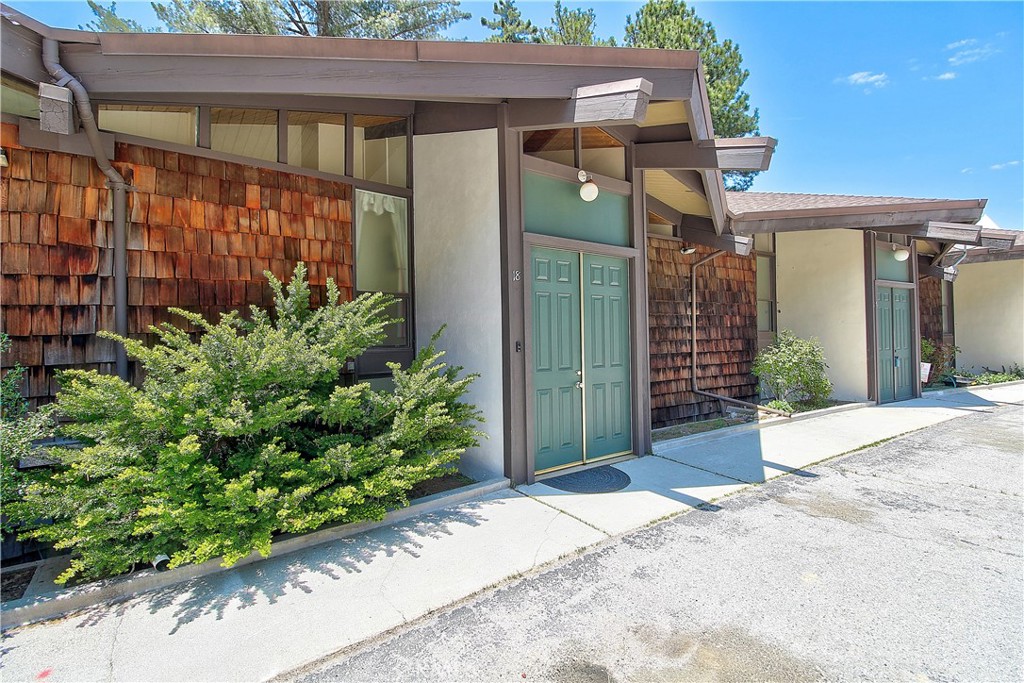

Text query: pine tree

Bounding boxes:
[542,1,615,47]
[480,0,541,43]
[625,0,761,190]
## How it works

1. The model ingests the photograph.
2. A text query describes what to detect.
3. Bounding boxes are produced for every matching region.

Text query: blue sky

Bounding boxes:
[9,1,1023,228]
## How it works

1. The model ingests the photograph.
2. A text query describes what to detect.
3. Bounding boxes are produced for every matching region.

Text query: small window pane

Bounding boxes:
[354,115,407,187]
[211,108,277,162]
[287,111,345,175]
[756,255,773,299]
[99,104,198,146]
[355,189,409,294]
[581,127,625,180]
[523,128,574,166]
[757,300,775,332]
[1,75,39,119]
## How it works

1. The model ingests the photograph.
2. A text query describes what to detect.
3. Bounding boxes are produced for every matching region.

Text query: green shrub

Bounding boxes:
[753,330,833,406]
[6,264,484,584]
[765,398,794,413]
[973,364,1024,385]
[0,333,55,533]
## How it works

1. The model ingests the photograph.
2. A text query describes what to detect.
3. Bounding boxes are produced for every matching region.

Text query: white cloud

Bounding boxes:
[948,44,998,66]
[961,168,974,174]
[991,160,1021,171]
[945,38,976,50]
[837,71,889,89]
[936,72,957,80]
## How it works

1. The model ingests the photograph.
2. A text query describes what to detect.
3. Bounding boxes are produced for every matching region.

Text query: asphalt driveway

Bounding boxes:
[294,404,1024,682]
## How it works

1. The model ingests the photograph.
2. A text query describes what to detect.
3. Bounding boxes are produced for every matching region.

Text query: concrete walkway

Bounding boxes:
[1,384,1021,682]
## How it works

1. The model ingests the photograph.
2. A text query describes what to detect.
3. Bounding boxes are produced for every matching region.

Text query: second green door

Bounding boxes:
[532,247,632,473]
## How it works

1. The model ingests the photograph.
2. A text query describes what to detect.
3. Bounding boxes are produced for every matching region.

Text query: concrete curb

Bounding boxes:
[653,401,875,452]
[0,477,510,629]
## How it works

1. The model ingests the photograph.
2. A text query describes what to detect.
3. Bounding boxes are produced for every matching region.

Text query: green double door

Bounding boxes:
[876,286,915,403]
[531,247,633,473]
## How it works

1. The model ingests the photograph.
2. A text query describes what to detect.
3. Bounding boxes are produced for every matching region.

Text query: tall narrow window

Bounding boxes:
[355,189,410,347]
[941,280,953,335]
[353,115,407,188]
[287,111,345,175]
[211,108,278,162]
[755,233,776,333]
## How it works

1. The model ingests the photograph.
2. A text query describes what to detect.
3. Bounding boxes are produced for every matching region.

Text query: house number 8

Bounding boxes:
[513,270,522,281]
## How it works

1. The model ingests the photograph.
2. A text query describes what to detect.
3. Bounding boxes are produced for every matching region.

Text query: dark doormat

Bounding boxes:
[543,465,631,494]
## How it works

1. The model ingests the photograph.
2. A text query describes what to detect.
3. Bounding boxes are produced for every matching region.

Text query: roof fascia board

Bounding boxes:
[57,44,696,102]
[732,207,987,234]
[730,198,986,223]
[681,66,727,236]
[634,137,776,171]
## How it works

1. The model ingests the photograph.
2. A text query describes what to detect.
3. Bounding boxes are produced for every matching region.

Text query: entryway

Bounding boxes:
[531,246,633,474]
[875,286,915,402]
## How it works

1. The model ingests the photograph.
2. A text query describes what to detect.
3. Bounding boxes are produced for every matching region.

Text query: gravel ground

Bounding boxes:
[294,404,1024,683]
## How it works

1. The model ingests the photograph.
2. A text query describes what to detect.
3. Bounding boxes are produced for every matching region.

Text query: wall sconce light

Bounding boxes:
[680,246,697,255]
[0,148,8,168]
[891,243,911,262]
[577,169,599,202]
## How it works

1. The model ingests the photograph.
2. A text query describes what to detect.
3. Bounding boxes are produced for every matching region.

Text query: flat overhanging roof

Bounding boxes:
[726,191,987,235]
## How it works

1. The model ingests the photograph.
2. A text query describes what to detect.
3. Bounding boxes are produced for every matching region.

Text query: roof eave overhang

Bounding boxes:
[728,199,987,235]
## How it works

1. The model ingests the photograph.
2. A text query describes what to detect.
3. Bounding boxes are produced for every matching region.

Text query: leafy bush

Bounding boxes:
[764,398,794,413]
[0,333,55,533]
[973,363,1024,385]
[7,264,484,584]
[753,330,833,406]
[921,338,959,385]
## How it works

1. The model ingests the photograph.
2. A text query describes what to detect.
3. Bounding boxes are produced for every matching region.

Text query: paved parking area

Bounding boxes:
[296,404,1024,683]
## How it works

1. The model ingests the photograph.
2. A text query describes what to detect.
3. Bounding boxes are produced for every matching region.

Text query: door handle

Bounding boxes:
[894,356,901,368]
[575,381,584,389]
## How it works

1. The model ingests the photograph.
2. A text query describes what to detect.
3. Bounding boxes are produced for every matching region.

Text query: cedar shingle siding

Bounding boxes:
[647,237,760,427]
[918,276,943,344]
[1,122,354,404]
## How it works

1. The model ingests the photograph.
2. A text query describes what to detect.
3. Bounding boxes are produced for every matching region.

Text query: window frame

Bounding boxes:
[755,234,777,334]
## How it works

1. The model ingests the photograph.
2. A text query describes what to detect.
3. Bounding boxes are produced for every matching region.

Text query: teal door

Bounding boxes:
[532,247,584,472]
[531,247,633,473]
[582,254,633,460]
[876,286,915,403]
[892,288,914,401]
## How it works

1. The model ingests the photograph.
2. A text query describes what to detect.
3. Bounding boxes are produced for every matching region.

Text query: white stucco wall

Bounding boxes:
[953,259,1024,372]
[413,129,505,480]
[776,229,869,401]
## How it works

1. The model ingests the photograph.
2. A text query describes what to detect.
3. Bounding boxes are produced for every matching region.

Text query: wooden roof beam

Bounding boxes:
[645,195,717,235]
[634,137,777,171]
[917,255,958,281]
[886,221,981,244]
[508,78,656,130]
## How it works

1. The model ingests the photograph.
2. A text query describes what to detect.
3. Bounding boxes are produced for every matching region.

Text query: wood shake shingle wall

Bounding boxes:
[647,237,760,427]
[918,276,943,345]
[1,122,354,404]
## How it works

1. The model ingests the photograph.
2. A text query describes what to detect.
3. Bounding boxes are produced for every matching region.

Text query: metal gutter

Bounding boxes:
[41,38,129,380]
[689,250,790,418]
